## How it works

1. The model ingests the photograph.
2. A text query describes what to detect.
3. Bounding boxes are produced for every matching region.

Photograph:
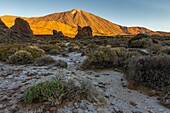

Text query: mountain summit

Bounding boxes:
[0,9,169,37]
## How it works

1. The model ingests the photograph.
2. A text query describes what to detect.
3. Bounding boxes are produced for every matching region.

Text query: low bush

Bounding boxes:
[128,38,152,48]
[82,47,139,69]
[7,50,34,64]
[24,80,64,104]
[0,44,24,61]
[54,72,102,103]
[22,46,45,58]
[147,44,161,54]
[0,44,45,62]
[35,55,56,66]
[128,56,170,89]
[54,60,68,68]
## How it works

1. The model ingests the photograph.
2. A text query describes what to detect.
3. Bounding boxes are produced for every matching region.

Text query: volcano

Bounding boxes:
[1,9,169,37]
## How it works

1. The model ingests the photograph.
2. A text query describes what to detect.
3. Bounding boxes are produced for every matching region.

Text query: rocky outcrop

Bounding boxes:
[75,26,93,38]
[0,18,9,36]
[52,30,64,38]
[10,18,33,37]
[0,18,8,29]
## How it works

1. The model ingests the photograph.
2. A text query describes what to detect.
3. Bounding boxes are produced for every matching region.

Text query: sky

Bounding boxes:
[0,0,170,32]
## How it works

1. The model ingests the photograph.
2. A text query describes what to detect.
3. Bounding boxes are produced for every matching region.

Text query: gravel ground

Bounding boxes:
[0,52,169,113]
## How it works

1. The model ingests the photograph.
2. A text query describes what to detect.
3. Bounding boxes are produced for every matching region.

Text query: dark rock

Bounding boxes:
[53,30,65,38]
[10,17,33,38]
[75,26,93,38]
[121,81,127,88]
[95,74,100,77]
[130,101,137,106]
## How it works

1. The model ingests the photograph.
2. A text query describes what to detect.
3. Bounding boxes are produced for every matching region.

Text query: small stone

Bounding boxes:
[103,73,110,76]
[50,107,57,111]
[105,93,110,98]
[45,111,50,113]
[37,108,43,113]
[95,74,100,77]
[0,104,6,110]
[121,81,127,88]
[44,102,50,105]
[148,110,153,113]
[148,90,157,97]
[1,95,8,101]
[133,111,142,113]
[130,101,137,106]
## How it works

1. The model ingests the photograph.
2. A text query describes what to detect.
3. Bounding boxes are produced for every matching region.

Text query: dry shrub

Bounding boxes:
[128,56,170,89]
[159,47,170,56]
[7,50,34,64]
[35,55,56,66]
[147,44,162,54]
[22,46,45,58]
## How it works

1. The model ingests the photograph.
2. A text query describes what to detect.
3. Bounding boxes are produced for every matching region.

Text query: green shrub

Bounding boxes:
[128,56,170,89]
[35,55,56,66]
[7,50,34,64]
[24,80,64,104]
[22,46,45,58]
[82,47,139,69]
[129,38,152,48]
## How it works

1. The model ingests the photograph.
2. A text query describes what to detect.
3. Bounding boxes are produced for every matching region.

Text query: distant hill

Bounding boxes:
[1,9,170,37]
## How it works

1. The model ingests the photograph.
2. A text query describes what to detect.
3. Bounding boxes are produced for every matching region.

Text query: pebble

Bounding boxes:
[121,81,127,88]
[148,90,157,97]
[50,107,57,111]
[130,101,137,106]
[94,74,100,77]
[0,104,6,110]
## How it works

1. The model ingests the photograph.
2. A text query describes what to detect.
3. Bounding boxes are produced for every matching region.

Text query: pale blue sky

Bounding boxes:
[0,0,169,32]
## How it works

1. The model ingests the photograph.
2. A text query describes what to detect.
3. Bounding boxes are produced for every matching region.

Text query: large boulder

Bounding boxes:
[10,18,33,37]
[52,30,65,38]
[75,26,93,38]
